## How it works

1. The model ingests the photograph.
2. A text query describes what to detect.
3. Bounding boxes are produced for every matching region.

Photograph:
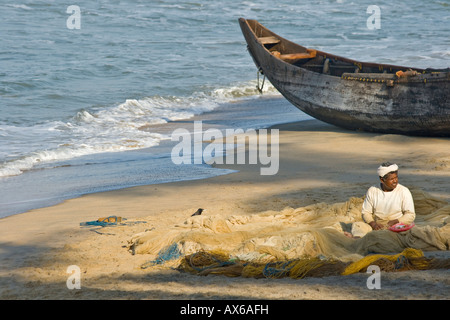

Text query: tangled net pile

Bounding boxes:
[175,247,450,279]
[128,189,450,278]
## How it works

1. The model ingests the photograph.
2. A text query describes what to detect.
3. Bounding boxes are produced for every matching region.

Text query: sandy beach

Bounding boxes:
[1,118,449,301]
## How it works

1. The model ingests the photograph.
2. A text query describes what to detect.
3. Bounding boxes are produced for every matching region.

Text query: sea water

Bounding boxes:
[1,0,449,217]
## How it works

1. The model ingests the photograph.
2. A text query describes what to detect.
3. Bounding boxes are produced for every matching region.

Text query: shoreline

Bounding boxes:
[0,94,306,219]
[1,118,449,300]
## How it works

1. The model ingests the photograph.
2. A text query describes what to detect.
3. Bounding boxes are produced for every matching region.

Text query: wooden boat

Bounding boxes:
[238,18,450,136]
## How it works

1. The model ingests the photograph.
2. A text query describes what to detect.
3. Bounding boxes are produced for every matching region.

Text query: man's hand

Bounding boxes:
[369,221,384,230]
[387,219,399,227]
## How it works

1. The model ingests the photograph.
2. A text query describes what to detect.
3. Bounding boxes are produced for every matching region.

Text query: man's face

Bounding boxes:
[380,172,398,191]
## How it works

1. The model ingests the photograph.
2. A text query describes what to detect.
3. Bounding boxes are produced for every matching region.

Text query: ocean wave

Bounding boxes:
[0,80,279,178]
[5,4,32,10]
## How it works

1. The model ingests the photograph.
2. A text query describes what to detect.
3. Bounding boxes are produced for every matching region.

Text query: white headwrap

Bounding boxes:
[377,164,399,178]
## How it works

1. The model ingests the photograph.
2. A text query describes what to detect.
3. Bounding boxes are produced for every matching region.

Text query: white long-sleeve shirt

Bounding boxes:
[361,183,415,224]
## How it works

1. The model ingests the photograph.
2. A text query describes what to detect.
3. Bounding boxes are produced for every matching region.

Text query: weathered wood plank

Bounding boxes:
[258,36,280,45]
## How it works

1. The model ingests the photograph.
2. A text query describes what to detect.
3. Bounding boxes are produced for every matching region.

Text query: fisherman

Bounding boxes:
[347,162,416,238]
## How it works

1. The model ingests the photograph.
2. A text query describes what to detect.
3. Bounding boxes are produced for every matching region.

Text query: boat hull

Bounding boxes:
[239,18,450,136]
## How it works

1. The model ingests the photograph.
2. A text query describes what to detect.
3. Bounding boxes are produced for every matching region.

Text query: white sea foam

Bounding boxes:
[6,4,32,10]
[0,81,278,178]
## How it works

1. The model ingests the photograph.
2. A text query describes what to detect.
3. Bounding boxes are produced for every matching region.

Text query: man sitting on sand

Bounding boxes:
[347,162,416,238]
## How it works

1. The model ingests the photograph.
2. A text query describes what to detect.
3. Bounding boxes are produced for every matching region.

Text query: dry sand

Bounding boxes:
[1,119,449,301]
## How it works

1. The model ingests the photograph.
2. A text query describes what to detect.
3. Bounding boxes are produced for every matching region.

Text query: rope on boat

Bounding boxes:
[342,76,390,83]
[256,69,266,93]
[342,70,449,84]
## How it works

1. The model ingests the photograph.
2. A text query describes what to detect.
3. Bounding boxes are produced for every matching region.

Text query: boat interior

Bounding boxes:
[244,19,437,77]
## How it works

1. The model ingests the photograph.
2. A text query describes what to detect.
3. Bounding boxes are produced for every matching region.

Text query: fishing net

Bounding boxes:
[128,188,450,278]
[174,247,450,279]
